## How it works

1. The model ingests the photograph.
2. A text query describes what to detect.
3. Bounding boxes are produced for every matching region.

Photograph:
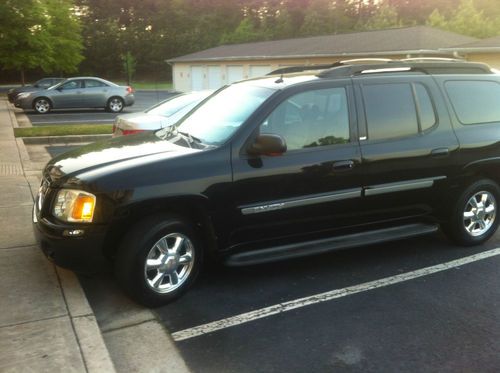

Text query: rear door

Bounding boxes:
[354,75,460,222]
[83,79,109,107]
[228,80,364,250]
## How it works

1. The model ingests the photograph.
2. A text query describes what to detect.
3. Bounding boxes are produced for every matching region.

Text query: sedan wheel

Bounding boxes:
[34,98,51,114]
[107,97,124,113]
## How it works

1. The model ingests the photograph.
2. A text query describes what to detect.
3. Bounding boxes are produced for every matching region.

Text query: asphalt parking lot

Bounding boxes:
[26,90,177,125]
[80,230,500,372]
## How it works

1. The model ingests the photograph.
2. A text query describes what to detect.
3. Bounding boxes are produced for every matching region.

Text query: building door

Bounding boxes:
[191,66,204,91]
[207,66,222,89]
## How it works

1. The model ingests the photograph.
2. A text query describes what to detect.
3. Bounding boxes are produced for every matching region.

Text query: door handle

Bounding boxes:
[332,160,355,171]
[431,148,449,157]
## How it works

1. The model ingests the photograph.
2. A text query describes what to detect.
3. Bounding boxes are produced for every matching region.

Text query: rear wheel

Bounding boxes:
[107,97,124,113]
[443,179,500,246]
[33,98,51,114]
[115,215,203,307]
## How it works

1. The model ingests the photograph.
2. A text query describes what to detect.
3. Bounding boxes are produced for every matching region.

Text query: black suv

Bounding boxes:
[33,59,500,306]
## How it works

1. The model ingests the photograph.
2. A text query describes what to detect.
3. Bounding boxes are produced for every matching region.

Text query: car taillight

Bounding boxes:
[122,129,145,136]
[126,86,134,94]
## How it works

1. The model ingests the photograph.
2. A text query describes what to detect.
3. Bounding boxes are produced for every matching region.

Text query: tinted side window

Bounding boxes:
[363,83,418,141]
[261,87,350,151]
[61,80,82,90]
[85,79,107,88]
[414,84,436,131]
[445,81,500,125]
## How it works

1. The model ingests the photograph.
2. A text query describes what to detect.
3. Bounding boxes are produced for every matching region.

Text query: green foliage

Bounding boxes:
[0,0,83,81]
[362,4,401,30]
[426,0,499,38]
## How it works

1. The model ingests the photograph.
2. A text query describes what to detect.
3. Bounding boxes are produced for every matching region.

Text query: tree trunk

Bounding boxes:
[20,69,25,86]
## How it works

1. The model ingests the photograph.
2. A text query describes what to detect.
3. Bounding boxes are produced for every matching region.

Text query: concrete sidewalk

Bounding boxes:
[0,97,116,372]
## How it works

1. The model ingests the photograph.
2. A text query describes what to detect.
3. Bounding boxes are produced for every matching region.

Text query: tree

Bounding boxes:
[426,0,499,38]
[362,4,401,30]
[0,0,83,84]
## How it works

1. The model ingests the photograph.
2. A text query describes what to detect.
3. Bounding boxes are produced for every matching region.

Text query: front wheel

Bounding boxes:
[33,98,51,114]
[115,215,203,307]
[106,97,124,113]
[443,179,500,246]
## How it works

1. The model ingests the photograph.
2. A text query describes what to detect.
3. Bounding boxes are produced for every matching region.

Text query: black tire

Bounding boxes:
[106,97,124,113]
[115,214,203,307]
[443,179,500,246]
[33,97,51,114]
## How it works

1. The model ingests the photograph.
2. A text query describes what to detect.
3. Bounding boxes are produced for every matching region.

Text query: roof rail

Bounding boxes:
[339,58,393,64]
[400,57,465,63]
[317,60,493,78]
[267,63,339,75]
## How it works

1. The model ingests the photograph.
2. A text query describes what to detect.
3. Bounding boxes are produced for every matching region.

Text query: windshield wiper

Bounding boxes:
[178,131,202,144]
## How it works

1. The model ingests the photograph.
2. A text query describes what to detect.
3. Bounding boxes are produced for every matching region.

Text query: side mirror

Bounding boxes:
[247,134,287,156]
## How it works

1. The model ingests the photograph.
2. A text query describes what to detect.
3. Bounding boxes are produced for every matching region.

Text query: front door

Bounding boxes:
[227,81,364,251]
[52,79,84,108]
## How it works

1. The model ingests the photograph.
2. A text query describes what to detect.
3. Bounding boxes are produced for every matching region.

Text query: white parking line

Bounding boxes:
[171,247,500,342]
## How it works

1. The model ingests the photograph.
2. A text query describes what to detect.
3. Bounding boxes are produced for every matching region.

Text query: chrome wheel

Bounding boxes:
[144,233,194,293]
[34,99,50,113]
[108,98,123,112]
[463,191,496,237]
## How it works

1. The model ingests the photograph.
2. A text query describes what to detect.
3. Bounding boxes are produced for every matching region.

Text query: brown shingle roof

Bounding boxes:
[168,26,477,63]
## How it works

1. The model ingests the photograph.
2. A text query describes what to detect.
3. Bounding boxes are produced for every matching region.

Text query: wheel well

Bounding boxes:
[463,164,500,189]
[107,96,124,104]
[102,198,217,261]
[32,97,52,109]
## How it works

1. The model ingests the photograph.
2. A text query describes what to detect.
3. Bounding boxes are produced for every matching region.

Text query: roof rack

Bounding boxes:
[267,63,339,75]
[400,57,465,63]
[316,59,493,78]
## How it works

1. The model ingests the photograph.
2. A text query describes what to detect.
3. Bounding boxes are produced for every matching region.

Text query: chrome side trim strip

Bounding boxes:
[240,188,362,215]
[364,176,446,197]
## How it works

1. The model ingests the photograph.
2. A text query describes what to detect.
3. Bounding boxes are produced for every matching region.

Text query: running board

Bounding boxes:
[225,223,439,266]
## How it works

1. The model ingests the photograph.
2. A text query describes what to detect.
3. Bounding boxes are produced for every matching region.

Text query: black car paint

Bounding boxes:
[33,72,500,270]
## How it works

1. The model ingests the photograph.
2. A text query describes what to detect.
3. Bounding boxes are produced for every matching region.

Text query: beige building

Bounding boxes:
[167,26,500,92]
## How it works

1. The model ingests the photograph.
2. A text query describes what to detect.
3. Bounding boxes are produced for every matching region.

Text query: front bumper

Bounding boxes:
[33,210,109,273]
[14,97,32,109]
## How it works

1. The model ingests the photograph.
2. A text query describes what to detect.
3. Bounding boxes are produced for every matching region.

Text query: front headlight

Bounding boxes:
[17,92,31,100]
[53,189,96,223]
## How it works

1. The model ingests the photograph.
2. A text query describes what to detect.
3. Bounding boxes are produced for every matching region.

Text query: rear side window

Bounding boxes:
[445,81,500,125]
[362,83,436,141]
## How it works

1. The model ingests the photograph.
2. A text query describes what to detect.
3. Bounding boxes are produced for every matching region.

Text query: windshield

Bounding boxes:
[147,92,209,117]
[174,85,275,146]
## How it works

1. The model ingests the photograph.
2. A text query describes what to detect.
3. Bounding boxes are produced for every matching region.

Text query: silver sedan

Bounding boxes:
[14,77,135,114]
[112,90,213,137]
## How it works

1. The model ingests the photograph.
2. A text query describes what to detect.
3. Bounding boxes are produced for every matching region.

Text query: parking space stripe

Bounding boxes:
[171,247,500,341]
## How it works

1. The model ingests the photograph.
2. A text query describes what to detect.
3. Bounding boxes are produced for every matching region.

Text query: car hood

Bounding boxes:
[116,113,170,130]
[10,86,43,94]
[45,132,198,184]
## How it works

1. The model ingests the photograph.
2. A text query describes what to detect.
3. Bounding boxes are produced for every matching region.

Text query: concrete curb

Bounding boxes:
[5,98,117,373]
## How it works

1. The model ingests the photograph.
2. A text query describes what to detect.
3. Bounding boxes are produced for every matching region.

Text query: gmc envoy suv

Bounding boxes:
[33,59,500,306]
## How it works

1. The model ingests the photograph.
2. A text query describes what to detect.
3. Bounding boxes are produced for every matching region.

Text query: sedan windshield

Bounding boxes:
[173,85,275,146]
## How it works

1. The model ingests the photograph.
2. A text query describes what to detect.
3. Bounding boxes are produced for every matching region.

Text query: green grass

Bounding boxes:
[116,81,173,90]
[14,124,113,137]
